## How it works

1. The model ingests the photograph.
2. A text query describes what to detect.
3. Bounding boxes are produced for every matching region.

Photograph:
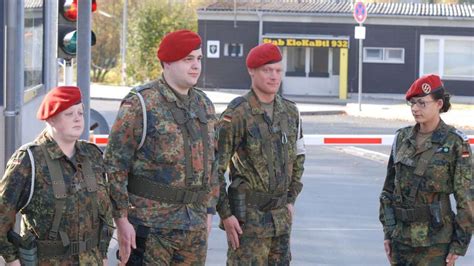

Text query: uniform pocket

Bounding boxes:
[422,153,452,192]
[246,126,264,158]
[151,122,183,164]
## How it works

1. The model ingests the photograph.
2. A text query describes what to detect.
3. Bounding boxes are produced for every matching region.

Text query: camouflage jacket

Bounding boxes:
[104,77,219,230]
[216,90,305,237]
[0,131,113,263]
[379,120,473,255]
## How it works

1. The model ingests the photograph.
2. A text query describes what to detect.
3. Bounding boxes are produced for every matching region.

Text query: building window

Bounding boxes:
[420,35,474,80]
[309,47,329,77]
[224,43,243,57]
[24,4,44,90]
[363,47,404,64]
[286,47,305,77]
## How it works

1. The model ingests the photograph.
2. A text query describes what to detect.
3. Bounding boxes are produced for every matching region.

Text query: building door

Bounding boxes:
[282,46,340,96]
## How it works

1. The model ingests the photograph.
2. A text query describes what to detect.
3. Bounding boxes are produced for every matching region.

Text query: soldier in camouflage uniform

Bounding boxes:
[379,74,473,266]
[104,30,219,265]
[216,43,305,265]
[0,86,113,265]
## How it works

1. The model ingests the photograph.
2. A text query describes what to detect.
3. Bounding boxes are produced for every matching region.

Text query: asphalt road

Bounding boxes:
[90,101,474,265]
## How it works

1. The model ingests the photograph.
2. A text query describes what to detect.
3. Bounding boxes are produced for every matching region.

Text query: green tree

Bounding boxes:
[91,0,123,83]
[126,0,198,83]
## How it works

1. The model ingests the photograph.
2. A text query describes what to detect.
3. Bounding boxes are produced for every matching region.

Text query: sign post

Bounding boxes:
[354,1,367,111]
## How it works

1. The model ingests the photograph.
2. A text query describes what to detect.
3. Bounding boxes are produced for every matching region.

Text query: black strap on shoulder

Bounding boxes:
[228,96,247,109]
[197,108,210,187]
[39,145,67,240]
[255,115,276,192]
[81,154,99,223]
[406,143,441,205]
[279,113,290,189]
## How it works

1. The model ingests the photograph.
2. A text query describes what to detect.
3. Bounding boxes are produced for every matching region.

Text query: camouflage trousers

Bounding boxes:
[129,226,208,266]
[391,241,450,266]
[37,247,103,266]
[227,233,291,266]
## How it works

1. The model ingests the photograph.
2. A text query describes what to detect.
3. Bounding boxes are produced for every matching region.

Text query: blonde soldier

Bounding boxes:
[0,86,113,265]
[379,74,473,266]
[216,43,305,265]
[105,30,219,265]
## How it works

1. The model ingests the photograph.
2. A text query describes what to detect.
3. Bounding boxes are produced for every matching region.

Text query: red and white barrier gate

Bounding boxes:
[92,134,474,147]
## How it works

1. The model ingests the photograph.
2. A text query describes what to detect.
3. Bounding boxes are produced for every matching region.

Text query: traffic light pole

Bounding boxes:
[77,0,92,141]
[64,59,74,85]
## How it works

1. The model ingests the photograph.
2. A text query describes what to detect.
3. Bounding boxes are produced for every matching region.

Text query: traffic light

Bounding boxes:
[58,0,97,60]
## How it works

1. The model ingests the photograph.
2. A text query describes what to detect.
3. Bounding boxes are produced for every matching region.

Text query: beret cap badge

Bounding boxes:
[421,83,431,94]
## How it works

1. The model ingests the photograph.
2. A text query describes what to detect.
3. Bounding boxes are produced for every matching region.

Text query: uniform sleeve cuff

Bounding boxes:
[287,195,296,205]
[4,254,19,263]
[112,208,128,219]
[217,207,232,220]
[449,243,467,256]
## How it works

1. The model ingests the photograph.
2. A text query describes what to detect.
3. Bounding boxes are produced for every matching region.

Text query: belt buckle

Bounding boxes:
[271,197,282,209]
[69,241,79,256]
[181,190,196,204]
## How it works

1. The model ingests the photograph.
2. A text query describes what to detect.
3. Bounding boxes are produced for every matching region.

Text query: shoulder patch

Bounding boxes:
[396,126,412,134]
[124,81,156,100]
[134,80,158,93]
[18,142,38,151]
[451,128,469,142]
[282,97,296,105]
[228,96,247,109]
[193,87,205,93]
[80,140,104,155]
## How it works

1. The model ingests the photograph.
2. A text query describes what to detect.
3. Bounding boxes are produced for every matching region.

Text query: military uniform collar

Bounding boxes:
[38,130,86,160]
[247,89,283,115]
[273,94,286,116]
[158,76,197,108]
[407,119,449,145]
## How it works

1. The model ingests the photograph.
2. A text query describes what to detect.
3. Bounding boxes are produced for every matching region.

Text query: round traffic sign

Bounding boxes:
[353,2,367,24]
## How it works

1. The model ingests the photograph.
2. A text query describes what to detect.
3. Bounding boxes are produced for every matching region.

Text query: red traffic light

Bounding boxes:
[60,0,97,22]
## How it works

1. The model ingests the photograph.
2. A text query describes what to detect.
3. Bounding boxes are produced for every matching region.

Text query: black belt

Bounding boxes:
[37,236,98,258]
[128,176,207,204]
[394,203,451,223]
[246,191,287,211]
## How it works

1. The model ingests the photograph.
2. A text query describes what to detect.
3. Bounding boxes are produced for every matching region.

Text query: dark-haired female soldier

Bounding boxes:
[379,74,472,266]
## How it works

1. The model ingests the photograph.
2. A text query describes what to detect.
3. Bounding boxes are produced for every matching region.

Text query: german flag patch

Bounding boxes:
[462,150,470,158]
[223,115,232,123]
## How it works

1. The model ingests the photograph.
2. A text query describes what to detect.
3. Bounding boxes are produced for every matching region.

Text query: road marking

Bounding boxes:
[325,146,389,164]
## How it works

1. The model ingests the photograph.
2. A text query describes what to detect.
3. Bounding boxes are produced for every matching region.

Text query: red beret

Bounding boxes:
[37,86,82,120]
[405,74,444,100]
[157,30,201,62]
[246,43,282,68]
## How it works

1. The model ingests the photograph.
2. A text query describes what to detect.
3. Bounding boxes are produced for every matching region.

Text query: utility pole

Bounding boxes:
[121,0,128,85]
[77,0,92,140]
